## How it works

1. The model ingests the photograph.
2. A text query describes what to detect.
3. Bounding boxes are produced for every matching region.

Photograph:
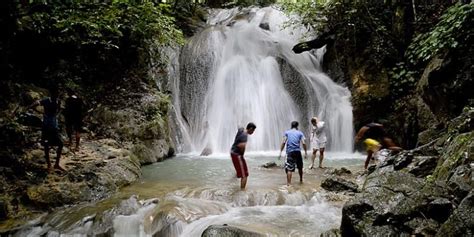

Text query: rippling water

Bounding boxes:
[15,152,364,236]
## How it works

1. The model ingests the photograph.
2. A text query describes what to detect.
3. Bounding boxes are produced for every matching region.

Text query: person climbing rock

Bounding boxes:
[355,122,402,169]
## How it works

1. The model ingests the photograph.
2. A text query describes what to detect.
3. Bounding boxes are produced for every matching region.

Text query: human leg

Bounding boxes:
[44,144,51,170]
[285,154,296,186]
[241,177,247,190]
[75,130,81,151]
[310,148,317,169]
[319,148,325,168]
[295,152,303,183]
[74,121,81,150]
[286,170,293,186]
[54,140,65,171]
[231,153,248,189]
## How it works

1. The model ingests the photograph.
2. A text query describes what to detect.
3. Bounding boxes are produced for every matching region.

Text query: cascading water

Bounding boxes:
[173,7,353,154]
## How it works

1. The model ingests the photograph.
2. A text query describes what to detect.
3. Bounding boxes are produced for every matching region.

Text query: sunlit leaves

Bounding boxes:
[406,3,473,65]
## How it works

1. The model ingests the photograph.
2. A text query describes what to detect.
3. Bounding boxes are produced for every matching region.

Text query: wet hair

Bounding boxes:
[291,121,299,129]
[246,122,256,130]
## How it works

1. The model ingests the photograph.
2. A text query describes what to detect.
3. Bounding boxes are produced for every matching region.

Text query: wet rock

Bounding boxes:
[367,164,377,174]
[447,165,473,202]
[407,156,438,177]
[321,176,358,192]
[437,191,474,236]
[432,131,474,181]
[320,228,341,237]
[341,170,450,236]
[259,22,270,31]
[393,152,413,170]
[201,224,264,237]
[330,167,351,176]
[132,139,171,165]
[403,217,439,236]
[425,198,453,222]
[261,162,277,168]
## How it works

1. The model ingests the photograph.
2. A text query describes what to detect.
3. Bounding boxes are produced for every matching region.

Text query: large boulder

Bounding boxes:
[436,191,474,236]
[26,140,141,208]
[321,176,358,193]
[416,44,474,122]
[341,170,451,236]
[201,224,264,237]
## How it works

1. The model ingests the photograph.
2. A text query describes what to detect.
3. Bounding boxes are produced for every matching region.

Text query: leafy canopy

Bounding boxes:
[17,2,184,50]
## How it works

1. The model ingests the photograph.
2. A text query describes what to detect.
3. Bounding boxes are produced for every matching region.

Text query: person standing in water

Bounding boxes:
[279,121,307,186]
[309,117,327,169]
[230,122,256,190]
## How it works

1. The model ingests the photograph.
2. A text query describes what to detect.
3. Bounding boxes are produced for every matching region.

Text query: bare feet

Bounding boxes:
[54,165,66,172]
[309,164,314,169]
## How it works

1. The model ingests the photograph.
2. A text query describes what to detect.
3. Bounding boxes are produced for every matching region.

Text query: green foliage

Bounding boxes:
[17,2,184,60]
[388,62,416,98]
[280,0,397,66]
[406,3,473,64]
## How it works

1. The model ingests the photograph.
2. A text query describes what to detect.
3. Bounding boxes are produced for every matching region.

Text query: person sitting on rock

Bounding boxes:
[30,86,65,172]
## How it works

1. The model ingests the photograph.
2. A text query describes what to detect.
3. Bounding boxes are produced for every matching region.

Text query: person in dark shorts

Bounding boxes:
[279,121,308,186]
[30,86,65,172]
[230,122,256,190]
[64,88,83,151]
[355,122,402,169]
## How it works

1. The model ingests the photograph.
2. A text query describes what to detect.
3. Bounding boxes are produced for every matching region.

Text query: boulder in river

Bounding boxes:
[201,224,264,237]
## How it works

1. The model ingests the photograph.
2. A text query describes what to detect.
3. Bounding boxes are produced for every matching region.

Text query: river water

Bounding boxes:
[15,152,364,237]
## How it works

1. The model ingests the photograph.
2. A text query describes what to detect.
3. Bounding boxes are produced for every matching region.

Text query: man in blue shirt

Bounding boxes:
[279,121,308,186]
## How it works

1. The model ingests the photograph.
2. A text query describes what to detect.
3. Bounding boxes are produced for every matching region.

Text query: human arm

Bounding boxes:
[355,126,368,143]
[301,135,308,159]
[278,136,287,159]
[237,142,246,156]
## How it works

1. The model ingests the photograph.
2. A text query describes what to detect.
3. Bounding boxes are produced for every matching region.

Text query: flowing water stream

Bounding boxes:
[15,153,364,236]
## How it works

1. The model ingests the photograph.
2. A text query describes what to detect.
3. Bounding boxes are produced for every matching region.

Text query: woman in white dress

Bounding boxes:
[309,117,327,169]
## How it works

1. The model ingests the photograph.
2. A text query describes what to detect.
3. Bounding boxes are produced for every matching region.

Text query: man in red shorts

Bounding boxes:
[230,122,256,190]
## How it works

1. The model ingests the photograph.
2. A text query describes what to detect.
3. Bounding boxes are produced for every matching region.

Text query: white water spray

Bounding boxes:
[174,7,353,153]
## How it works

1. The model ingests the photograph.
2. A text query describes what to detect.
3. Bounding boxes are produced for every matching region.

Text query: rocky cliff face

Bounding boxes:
[340,107,474,236]
[322,3,473,150]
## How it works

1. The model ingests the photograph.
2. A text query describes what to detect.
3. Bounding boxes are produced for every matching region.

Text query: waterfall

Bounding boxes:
[172,7,353,154]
